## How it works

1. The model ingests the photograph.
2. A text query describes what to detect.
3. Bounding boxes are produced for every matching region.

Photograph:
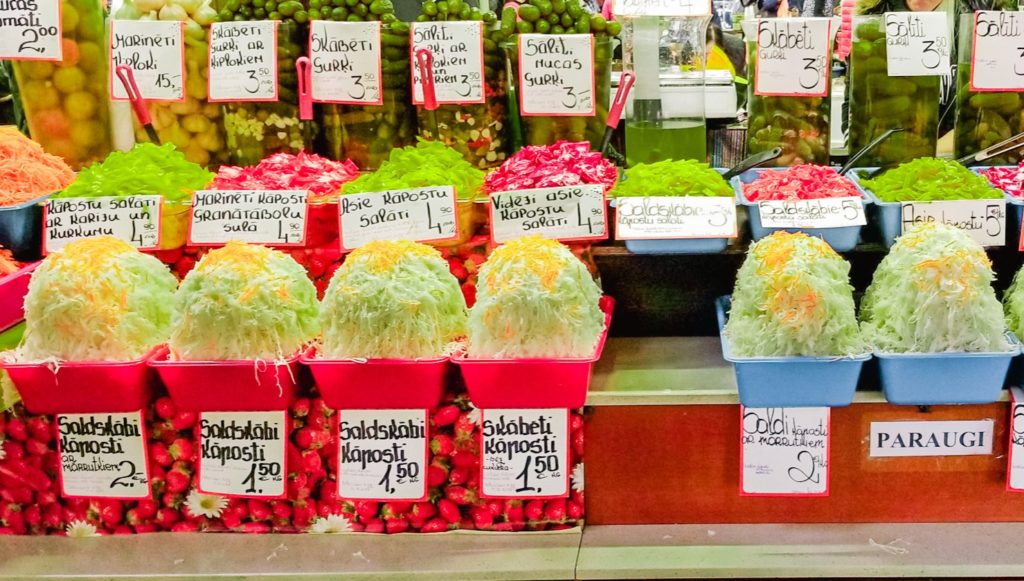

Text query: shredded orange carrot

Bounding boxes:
[0,247,20,276]
[0,126,75,206]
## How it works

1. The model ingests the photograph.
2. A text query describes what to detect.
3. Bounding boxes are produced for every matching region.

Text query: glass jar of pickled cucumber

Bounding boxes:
[955,12,1024,165]
[849,16,939,166]
[320,21,416,171]
[505,34,614,148]
[12,0,113,170]
[219,14,314,166]
[115,0,227,168]
[745,38,830,166]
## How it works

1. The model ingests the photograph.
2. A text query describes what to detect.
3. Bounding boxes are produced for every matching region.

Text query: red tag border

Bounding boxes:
[737,405,832,498]
[517,33,597,118]
[195,410,290,500]
[207,20,281,103]
[108,20,187,103]
[308,20,385,106]
[336,186,461,253]
[186,190,310,248]
[42,196,165,256]
[478,408,571,500]
[335,410,430,503]
[753,18,833,98]
[55,410,153,501]
[409,21,487,106]
[487,186,609,245]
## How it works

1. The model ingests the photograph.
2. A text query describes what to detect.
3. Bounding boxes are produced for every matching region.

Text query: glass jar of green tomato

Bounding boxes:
[320,20,416,170]
[12,0,113,170]
[413,3,512,169]
[745,39,829,166]
[848,16,939,167]
[217,9,315,166]
[955,13,1024,165]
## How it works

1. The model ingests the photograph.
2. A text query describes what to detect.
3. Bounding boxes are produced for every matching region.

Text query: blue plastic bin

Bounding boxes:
[972,166,1023,250]
[730,169,870,252]
[0,194,49,261]
[875,337,1019,405]
[716,296,869,408]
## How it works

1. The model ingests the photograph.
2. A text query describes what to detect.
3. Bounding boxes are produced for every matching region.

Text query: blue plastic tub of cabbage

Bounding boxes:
[716,296,870,408]
[730,169,871,252]
[874,336,1019,405]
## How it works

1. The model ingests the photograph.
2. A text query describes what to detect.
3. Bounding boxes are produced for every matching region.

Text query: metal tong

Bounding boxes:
[956,130,1024,166]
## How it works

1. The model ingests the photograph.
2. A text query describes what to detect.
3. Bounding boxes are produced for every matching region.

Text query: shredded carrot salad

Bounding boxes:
[0,127,75,206]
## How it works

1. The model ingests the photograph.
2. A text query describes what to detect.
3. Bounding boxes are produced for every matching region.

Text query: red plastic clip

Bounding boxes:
[606,72,634,129]
[415,48,438,111]
[115,65,152,126]
[296,56,313,121]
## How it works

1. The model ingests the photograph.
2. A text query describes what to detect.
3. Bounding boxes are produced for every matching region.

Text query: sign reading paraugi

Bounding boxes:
[870,420,994,457]
[490,185,607,243]
[740,407,830,496]
[337,410,428,501]
[44,195,162,254]
[197,411,287,498]
[0,0,62,61]
[57,412,150,499]
[189,190,308,246]
[481,409,569,498]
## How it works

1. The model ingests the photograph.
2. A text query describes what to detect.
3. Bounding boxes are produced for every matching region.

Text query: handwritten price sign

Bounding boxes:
[613,0,711,17]
[189,190,308,246]
[900,199,1005,247]
[44,196,162,254]
[519,34,595,116]
[208,20,278,102]
[884,12,949,77]
[490,185,607,243]
[197,412,287,498]
[971,11,1024,91]
[0,0,62,60]
[1009,388,1024,491]
[57,412,151,499]
[740,407,829,496]
[337,410,428,501]
[481,409,569,499]
[757,196,866,229]
[615,196,738,239]
[109,20,186,101]
[338,185,459,251]
[309,20,382,105]
[411,21,485,104]
[754,18,832,97]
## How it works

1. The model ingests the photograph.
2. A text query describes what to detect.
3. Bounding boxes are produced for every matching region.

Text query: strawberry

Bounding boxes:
[432,405,460,427]
[168,438,194,462]
[35,489,57,506]
[291,501,315,528]
[471,506,494,530]
[271,501,292,520]
[380,502,411,520]
[220,512,242,530]
[150,442,173,467]
[171,412,197,431]
[420,517,448,533]
[154,397,177,421]
[161,493,184,510]
[447,257,469,280]
[567,501,584,520]
[457,517,474,530]
[427,464,449,487]
[155,508,180,529]
[175,256,197,277]
[460,282,476,306]
[242,522,271,534]
[23,505,41,527]
[354,501,379,521]
[450,450,477,468]
[291,398,311,418]
[299,450,322,473]
[133,523,158,534]
[445,486,477,506]
[486,500,503,517]
[98,500,123,527]
[171,521,199,533]
[430,434,455,456]
[570,414,584,433]
[42,504,63,530]
[572,430,584,457]
[5,417,27,441]
[2,441,23,461]
[363,518,385,534]
[385,517,410,534]
[411,501,436,521]
[525,500,544,521]
[26,417,51,443]
[544,499,567,522]
[448,466,470,485]
[493,522,514,532]
[165,467,191,494]
[437,498,461,523]
[248,500,271,521]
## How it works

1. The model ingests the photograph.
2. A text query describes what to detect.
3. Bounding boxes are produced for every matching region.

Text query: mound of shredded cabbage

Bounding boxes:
[1005,267,1024,339]
[169,242,320,360]
[320,240,467,359]
[468,236,604,358]
[725,232,864,357]
[17,236,178,361]
[861,222,1010,353]
[612,160,732,198]
[339,140,483,200]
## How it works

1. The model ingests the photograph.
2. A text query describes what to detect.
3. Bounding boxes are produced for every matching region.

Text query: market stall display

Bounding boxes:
[11,0,113,169]
[860,222,1016,404]
[484,140,618,193]
[114,0,226,166]
[848,17,940,167]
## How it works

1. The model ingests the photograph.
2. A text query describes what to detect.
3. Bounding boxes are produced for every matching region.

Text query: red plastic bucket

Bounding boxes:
[5,347,159,415]
[301,347,448,410]
[0,262,38,332]
[454,296,614,409]
[149,346,301,412]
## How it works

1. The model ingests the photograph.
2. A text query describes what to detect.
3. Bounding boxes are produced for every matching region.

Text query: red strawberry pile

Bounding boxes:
[0,382,584,535]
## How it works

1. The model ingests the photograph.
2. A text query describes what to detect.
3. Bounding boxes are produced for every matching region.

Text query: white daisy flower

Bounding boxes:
[65,520,100,538]
[308,513,353,534]
[185,490,228,519]
[466,403,481,426]
[571,463,584,493]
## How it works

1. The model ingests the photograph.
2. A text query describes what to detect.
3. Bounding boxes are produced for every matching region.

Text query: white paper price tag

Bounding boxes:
[110,20,185,101]
[481,409,569,499]
[900,199,1006,247]
[740,407,829,496]
[757,196,866,229]
[490,185,607,243]
[0,0,62,60]
[208,21,278,102]
[337,410,428,501]
[197,411,287,498]
[189,190,307,246]
[57,412,150,499]
[613,0,711,17]
[44,195,162,254]
[338,185,458,251]
[870,420,994,457]
[615,196,738,240]
[519,34,595,116]
[411,21,485,104]
[884,12,950,77]
[309,20,382,104]
[1009,388,1024,491]
[971,11,1024,91]
[754,18,832,97]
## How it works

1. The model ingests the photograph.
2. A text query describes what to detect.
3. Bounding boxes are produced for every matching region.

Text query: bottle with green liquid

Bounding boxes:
[620,15,711,166]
